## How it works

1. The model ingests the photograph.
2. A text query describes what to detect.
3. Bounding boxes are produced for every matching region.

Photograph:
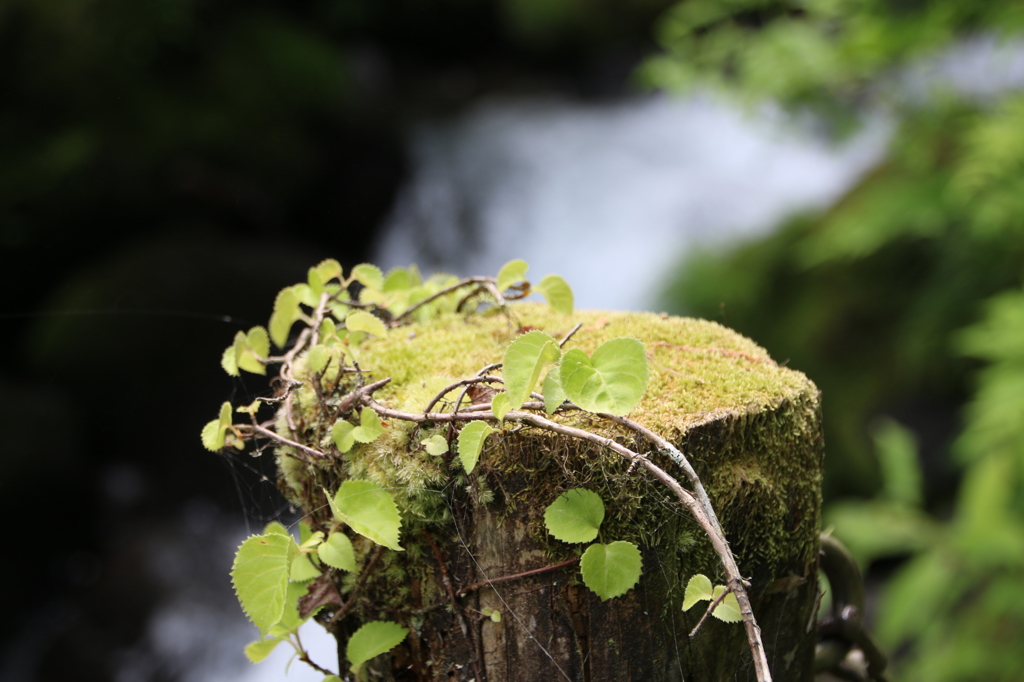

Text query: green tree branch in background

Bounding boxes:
[647,1,1024,679]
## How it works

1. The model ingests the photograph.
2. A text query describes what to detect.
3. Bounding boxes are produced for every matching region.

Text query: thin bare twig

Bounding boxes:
[293,630,336,676]
[689,585,731,638]
[243,423,328,460]
[423,375,504,415]
[597,412,725,538]
[558,322,583,348]
[457,557,580,596]
[390,276,498,326]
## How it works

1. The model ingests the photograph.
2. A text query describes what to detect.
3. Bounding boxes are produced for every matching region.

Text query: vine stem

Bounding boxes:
[456,557,580,596]
[389,276,500,326]
[243,423,328,460]
[689,584,731,638]
[360,397,773,682]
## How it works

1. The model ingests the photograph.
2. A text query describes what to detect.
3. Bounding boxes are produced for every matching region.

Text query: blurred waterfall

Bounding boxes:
[373,93,891,311]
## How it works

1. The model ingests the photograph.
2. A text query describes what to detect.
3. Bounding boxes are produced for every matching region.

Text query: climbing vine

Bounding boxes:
[202,259,772,682]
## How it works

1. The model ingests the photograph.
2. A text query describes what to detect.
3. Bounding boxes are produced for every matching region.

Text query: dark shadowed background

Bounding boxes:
[4,1,1024,680]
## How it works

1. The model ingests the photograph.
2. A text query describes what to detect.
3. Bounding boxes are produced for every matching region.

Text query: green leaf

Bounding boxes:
[352,263,385,292]
[534,275,574,315]
[318,531,357,572]
[481,607,501,622]
[293,283,318,308]
[290,553,321,582]
[384,267,418,292]
[579,541,642,601]
[457,420,495,474]
[503,330,561,410]
[306,345,329,375]
[352,408,384,443]
[682,574,714,611]
[332,420,356,453]
[877,550,954,647]
[319,317,338,342]
[544,489,605,543]
[317,258,343,282]
[872,418,922,507]
[270,286,303,348]
[346,620,409,674]
[277,579,314,631]
[331,480,403,551]
[221,343,240,376]
[232,327,268,375]
[825,500,939,565]
[421,434,449,456]
[201,418,225,451]
[323,677,343,682]
[496,259,529,292]
[345,310,387,338]
[560,338,649,416]
[231,532,295,635]
[264,521,290,536]
[300,535,323,556]
[246,326,271,360]
[309,259,343,294]
[244,636,284,663]
[711,586,742,623]
[542,367,566,415]
[201,402,233,451]
[491,392,511,423]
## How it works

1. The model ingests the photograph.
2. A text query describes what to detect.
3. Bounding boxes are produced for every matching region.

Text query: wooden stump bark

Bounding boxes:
[285,305,823,681]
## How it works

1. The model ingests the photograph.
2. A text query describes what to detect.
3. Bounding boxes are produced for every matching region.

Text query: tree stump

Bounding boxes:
[280,305,823,681]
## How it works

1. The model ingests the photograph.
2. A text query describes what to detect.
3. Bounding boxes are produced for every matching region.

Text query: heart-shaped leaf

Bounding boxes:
[329,480,403,551]
[346,620,409,673]
[201,402,234,451]
[306,344,329,375]
[579,541,642,601]
[559,338,649,416]
[353,408,384,443]
[503,331,561,409]
[332,420,356,453]
[345,310,387,338]
[421,434,449,455]
[318,531,357,572]
[534,275,574,315]
[682,573,714,611]
[544,489,605,543]
[352,263,385,292]
[457,421,495,474]
[496,259,529,292]
[244,636,284,663]
[711,585,742,623]
[270,286,304,348]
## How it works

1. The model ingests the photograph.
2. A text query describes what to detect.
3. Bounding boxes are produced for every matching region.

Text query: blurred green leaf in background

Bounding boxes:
[647,1,1024,678]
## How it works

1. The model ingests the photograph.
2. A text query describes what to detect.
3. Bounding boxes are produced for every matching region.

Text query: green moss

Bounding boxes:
[274,303,822,620]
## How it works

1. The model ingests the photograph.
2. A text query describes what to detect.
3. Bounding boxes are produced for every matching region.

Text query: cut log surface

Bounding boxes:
[290,305,823,682]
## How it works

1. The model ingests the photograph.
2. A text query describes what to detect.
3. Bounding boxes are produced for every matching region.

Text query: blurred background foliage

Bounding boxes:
[649,1,1024,679]
[1,1,679,680]
[6,0,1024,679]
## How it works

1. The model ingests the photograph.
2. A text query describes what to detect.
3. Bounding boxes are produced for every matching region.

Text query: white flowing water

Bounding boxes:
[373,93,890,311]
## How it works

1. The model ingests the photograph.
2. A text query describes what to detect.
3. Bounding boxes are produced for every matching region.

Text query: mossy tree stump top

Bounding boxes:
[277,303,823,681]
